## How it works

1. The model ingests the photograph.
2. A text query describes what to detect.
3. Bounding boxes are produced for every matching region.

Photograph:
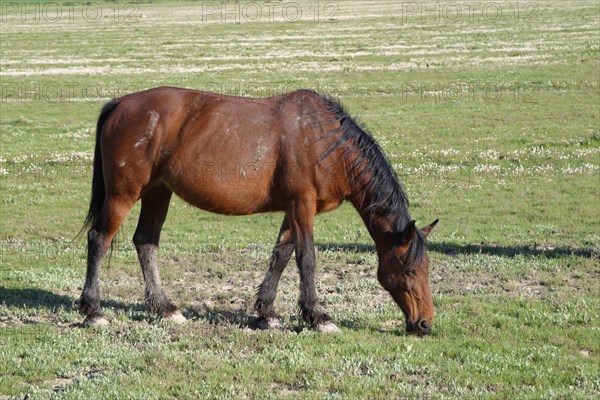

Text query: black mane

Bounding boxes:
[316,92,428,265]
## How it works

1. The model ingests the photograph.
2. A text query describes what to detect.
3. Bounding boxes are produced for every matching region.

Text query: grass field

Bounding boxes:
[1,0,599,398]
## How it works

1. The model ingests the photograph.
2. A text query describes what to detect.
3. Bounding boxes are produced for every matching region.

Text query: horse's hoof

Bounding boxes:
[256,317,282,330]
[166,312,187,324]
[316,322,342,333]
[83,316,109,327]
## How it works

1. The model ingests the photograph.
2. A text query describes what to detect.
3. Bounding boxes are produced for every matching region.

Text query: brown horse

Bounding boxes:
[80,86,438,334]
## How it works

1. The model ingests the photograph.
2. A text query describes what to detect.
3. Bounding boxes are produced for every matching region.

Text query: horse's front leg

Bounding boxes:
[289,197,341,333]
[255,218,294,329]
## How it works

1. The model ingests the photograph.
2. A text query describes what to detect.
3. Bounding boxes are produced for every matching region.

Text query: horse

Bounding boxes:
[79,86,438,334]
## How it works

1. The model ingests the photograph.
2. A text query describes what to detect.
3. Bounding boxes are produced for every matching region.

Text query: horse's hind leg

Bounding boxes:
[133,184,185,323]
[80,197,135,326]
[255,218,294,329]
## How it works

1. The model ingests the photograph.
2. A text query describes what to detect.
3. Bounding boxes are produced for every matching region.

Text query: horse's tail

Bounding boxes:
[82,99,120,232]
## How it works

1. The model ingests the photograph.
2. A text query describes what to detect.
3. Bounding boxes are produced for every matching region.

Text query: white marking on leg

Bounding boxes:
[316,322,342,333]
[166,312,187,324]
[84,316,109,327]
[256,317,282,330]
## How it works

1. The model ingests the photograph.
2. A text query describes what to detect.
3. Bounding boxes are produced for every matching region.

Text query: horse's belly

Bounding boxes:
[164,165,279,215]
[161,118,284,214]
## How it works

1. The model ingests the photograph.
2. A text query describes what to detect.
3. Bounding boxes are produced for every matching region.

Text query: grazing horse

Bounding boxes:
[79,87,438,334]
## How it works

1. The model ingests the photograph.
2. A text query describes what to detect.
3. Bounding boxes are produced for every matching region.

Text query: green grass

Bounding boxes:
[1,0,599,398]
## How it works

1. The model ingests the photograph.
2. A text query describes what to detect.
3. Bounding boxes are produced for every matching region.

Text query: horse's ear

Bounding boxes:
[399,220,417,245]
[420,219,439,238]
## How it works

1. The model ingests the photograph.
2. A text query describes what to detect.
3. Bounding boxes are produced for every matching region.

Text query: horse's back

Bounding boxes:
[100,87,346,215]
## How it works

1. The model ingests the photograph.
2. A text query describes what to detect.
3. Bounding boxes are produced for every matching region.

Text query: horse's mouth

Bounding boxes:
[406,319,432,335]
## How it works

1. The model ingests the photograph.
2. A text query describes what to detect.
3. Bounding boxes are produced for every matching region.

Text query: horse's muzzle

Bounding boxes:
[406,319,432,335]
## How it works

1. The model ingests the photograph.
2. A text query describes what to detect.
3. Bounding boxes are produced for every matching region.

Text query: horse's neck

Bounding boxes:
[347,179,410,254]
[328,121,411,249]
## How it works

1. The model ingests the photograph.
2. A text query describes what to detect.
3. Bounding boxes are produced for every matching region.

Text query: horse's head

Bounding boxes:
[377,219,438,335]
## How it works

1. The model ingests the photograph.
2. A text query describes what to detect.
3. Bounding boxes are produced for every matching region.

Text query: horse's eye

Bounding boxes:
[406,268,417,276]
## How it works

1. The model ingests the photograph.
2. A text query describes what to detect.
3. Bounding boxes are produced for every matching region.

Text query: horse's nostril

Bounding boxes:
[418,319,432,333]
